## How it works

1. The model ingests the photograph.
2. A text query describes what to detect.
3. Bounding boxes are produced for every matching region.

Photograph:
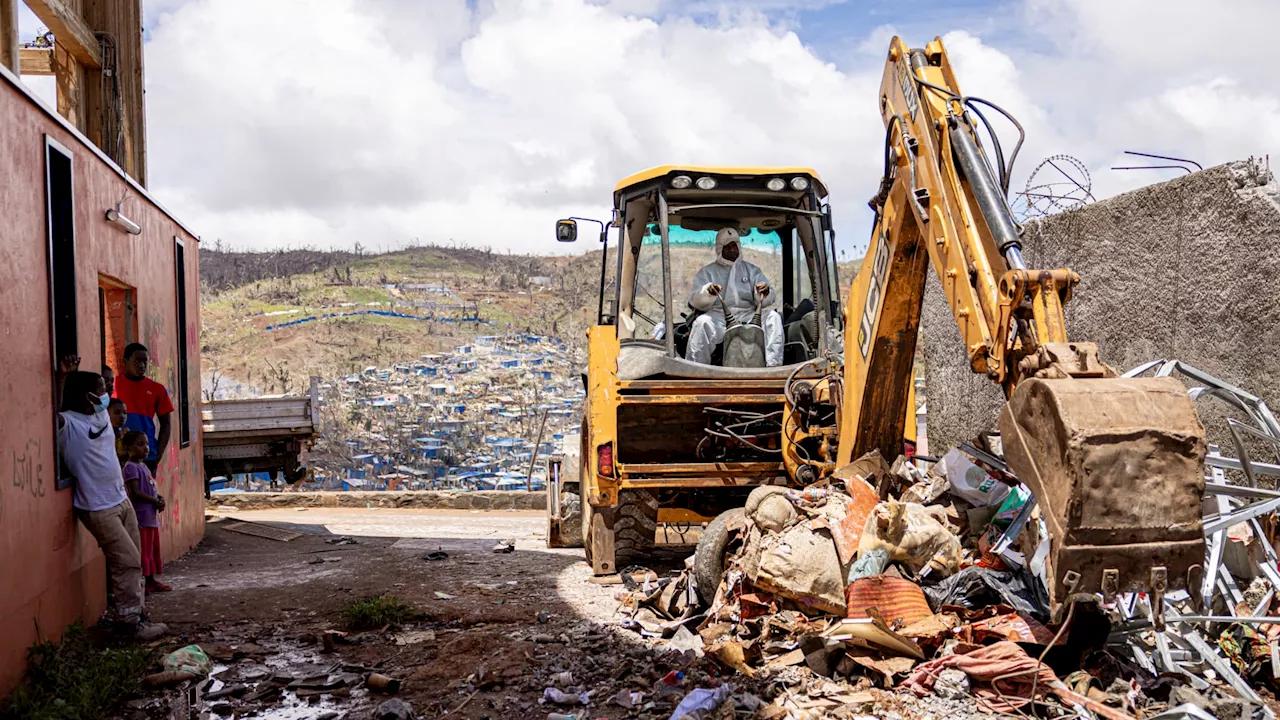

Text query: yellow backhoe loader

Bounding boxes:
[549,35,1205,622]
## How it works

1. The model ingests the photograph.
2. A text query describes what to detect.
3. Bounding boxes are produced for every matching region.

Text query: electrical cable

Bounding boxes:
[704,428,781,454]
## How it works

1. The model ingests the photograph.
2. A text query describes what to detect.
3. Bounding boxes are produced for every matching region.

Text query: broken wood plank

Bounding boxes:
[24,0,101,67]
[221,521,305,542]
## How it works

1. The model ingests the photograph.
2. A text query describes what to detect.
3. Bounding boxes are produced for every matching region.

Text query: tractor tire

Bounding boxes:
[558,491,583,548]
[694,508,745,606]
[614,489,659,567]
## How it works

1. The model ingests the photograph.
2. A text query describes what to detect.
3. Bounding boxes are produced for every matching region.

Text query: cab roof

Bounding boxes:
[613,165,828,199]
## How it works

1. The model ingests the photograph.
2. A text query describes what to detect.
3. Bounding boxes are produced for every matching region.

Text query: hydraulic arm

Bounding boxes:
[786,36,1207,619]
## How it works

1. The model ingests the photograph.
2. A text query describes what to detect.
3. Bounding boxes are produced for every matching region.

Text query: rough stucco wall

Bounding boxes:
[923,160,1280,454]
[0,76,203,695]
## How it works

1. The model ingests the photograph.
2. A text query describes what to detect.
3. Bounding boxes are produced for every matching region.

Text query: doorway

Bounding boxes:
[99,277,137,379]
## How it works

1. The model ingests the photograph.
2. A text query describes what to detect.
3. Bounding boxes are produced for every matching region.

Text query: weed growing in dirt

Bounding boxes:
[1,624,150,720]
[341,595,416,630]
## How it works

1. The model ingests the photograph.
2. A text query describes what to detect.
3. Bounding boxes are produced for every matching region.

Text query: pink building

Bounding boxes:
[0,60,204,693]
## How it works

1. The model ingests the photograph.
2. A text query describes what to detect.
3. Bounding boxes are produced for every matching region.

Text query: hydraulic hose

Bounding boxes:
[948,120,1025,269]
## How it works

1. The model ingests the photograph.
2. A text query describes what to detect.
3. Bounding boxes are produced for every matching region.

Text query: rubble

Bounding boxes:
[614,358,1280,718]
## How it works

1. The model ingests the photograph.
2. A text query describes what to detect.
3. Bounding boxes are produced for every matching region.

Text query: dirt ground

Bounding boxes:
[134,507,746,720]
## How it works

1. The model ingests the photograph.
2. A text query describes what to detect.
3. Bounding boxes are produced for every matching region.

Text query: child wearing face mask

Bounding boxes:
[55,357,167,641]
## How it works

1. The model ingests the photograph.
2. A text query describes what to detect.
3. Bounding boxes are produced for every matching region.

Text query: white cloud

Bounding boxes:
[142,0,1280,258]
[999,0,1280,200]
[145,0,883,255]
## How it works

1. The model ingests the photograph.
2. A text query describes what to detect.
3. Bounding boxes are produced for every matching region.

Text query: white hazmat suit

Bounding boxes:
[686,228,784,366]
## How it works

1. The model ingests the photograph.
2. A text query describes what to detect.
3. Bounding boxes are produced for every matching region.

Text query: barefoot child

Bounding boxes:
[121,431,170,593]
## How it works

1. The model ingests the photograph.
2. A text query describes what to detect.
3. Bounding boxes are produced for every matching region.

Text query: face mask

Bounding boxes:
[91,393,111,413]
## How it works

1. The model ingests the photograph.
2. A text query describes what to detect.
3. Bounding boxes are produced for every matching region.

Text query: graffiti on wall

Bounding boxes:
[161,451,181,527]
[12,438,46,499]
[143,311,185,529]
[186,319,200,449]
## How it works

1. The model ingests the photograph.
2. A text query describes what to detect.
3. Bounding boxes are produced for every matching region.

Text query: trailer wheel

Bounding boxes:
[555,490,583,548]
[581,493,595,565]
[614,489,659,567]
[694,508,745,606]
[558,452,583,548]
[284,463,308,484]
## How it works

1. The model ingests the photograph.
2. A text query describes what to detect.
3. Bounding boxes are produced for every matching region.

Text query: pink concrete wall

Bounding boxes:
[0,75,204,695]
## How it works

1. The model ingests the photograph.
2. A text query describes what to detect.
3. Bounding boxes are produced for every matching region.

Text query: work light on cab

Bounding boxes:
[790,176,809,191]
[766,178,786,191]
[670,175,692,189]
[695,176,718,190]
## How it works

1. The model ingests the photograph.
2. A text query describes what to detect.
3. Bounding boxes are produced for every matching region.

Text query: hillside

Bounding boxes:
[199,243,862,395]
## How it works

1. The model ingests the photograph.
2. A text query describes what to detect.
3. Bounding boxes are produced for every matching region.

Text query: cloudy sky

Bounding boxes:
[16,0,1280,257]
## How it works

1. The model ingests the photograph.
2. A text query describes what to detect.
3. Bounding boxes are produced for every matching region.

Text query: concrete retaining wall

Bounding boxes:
[922,160,1280,453]
[208,490,548,512]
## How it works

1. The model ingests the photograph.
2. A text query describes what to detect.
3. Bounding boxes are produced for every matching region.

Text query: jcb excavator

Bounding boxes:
[549,35,1205,621]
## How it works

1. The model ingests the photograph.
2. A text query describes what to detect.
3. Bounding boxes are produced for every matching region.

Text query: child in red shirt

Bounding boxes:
[122,431,170,592]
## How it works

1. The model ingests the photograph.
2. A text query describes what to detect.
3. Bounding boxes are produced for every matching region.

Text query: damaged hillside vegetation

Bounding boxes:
[613,359,1280,719]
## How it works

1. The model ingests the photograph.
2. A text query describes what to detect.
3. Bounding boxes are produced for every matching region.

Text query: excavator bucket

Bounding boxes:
[999,376,1206,614]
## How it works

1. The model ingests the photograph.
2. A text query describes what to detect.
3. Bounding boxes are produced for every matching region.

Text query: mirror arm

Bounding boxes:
[568,216,607,242]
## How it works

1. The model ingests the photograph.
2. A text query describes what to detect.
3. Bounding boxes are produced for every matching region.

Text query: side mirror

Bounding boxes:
[556,219,578,243]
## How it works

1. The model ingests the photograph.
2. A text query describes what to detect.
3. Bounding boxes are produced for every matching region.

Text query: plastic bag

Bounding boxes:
[922,565,1051,620]
[991,484,1031,527]
[857,501,962,578]
[543,688,589,705]
[669,685,734,720]
[162,645,212,676]
[935,449,1010,507]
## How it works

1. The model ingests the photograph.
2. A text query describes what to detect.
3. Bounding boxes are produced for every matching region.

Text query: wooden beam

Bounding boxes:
[53,43,85,130]
[83,0,145,184]
[25,0,102,68]
[0,0,17,73]
[19,47,53,75]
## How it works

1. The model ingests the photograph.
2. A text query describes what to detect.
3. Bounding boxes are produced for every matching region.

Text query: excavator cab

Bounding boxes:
[603,168,843,374]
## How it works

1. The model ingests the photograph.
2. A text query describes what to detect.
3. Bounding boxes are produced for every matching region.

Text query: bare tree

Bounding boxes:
[264,360,294,394]
[203,365,224,402]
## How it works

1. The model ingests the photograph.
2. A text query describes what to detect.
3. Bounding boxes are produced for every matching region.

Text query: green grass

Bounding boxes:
[342,287,392,304]
[340,595,416,630]
[2,624,150,720]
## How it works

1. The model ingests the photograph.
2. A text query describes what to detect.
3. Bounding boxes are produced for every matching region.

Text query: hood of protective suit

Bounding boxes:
[715,228,740,268]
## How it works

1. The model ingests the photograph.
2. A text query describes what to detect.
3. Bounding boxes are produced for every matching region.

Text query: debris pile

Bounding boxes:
[618,360,1280,718]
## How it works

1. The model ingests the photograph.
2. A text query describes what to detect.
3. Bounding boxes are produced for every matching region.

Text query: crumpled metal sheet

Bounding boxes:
[828,476,879,565]
[844,575,933,626]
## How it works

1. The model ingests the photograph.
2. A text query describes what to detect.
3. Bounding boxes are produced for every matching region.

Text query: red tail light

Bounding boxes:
[597,443,614,477]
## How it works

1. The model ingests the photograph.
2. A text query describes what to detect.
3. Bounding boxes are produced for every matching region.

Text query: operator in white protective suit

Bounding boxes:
[686,228,784,366]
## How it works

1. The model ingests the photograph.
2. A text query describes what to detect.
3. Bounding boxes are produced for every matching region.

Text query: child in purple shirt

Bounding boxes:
[122,431,170,593]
